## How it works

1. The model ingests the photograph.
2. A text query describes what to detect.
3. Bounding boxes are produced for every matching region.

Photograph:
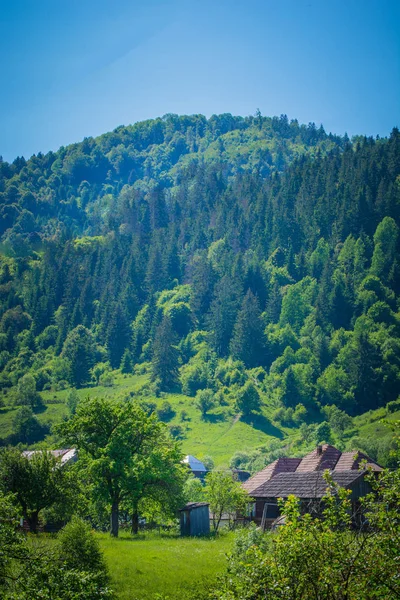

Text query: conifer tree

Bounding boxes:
[106,303,130,369]
[120,348,133,374]
[206,276,240,357]
[151,315,179,391]
[265,282,282,324]
[230,290,266,368]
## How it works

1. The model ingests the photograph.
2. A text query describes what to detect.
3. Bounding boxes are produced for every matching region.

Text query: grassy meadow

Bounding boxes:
[1,369,399,466]
[33,531,235,600]
[0,371,283,465]
[99,531,234,600]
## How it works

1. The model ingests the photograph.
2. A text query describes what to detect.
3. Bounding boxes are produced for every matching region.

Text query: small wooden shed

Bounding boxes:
[179,502,210,536]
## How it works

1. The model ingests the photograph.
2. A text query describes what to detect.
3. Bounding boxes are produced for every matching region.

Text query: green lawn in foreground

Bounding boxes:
[97,531,234,600]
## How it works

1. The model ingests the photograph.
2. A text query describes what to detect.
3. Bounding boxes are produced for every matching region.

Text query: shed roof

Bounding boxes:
[250,470,365,499]
[182,455,207,472]
[243,457,301,494]
[179,502,209,511]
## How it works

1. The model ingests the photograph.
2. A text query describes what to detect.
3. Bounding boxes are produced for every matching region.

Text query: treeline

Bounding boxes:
[0,112,340,251]
[0,116,399,436]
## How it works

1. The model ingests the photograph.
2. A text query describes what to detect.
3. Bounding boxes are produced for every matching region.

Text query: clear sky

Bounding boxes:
[1,0,399,162]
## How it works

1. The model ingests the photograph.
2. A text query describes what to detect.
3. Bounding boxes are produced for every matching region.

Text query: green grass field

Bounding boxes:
[97,531,234,600]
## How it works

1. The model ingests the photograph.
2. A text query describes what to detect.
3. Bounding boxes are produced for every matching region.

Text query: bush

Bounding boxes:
[195,388,215,417]
[66,388,79,415]
[99,371,114,387]
[181,362,209,396]
[214,463,400,600]
[180,409,190,421]
[315,420,332,444]
[56,379,69,391]
[386,398,400,413]
[11,406,49,444]
[236,382,261,417]
[58,517,109,579]
[157,400,175,421]
[169,424,184,439]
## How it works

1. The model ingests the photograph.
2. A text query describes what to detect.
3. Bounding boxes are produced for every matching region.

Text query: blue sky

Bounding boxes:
[1,0,399,161]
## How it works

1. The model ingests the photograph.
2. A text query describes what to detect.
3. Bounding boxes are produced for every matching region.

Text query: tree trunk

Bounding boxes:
[131,508,139,535]
[110,501,119,537]
[27,511,39,534]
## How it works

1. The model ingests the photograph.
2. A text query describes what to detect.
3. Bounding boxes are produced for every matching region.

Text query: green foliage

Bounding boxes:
[0,448,74,533]
[322,404,352,435]
[371,216,399,285]
[184,476,205,503]
[157,400,175,421]
[58,396,186,537]
[11,405,49,444]
[0,491,113,599]
[387,397,400,413]
[66,388,79,415]
[230,290,266,368]
[204,470,249,532]
[236,382,261,417]
[215,429,400,600]
[151,315,180,391]
[0,115,399,470]
[62,326,100,387]
[195,388,215,417]
[58,516,109,580]
[120,348,133,374]
[16,373,43,409]
[315,420,332,444]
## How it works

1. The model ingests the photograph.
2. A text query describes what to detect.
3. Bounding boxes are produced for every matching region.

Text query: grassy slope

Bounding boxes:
[0,373,282,465]
[98,532,234,600]
[1,371,398,466]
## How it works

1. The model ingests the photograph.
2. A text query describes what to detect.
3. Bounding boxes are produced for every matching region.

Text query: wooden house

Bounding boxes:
[243,445,382,529]
[179,502,210,536]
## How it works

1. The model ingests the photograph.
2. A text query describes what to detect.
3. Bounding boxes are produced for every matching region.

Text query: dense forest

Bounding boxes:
[0,112,399,459]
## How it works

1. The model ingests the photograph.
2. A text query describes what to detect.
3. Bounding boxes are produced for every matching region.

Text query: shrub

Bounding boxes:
[157,400,175,421]
[386,398,400,413]
[195,388,215,417]
[180,409,190,421]
[66,388,79,415]
[58,517,109,579]
[236,382,261,417]
[169,424,184,439]
[99,371,114,387]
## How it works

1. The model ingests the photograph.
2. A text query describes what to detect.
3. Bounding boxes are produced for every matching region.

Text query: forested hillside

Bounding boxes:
[0,113,399,465]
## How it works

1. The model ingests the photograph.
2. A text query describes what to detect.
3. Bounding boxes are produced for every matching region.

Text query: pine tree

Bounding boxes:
[120,348,133,374]
[230,290,266,368]
[190,253,216,326]
[151,315,179,391]
[265,282,282,324]
[206,276,240,357]
[282,366,300,408]
[106,303,130,369]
